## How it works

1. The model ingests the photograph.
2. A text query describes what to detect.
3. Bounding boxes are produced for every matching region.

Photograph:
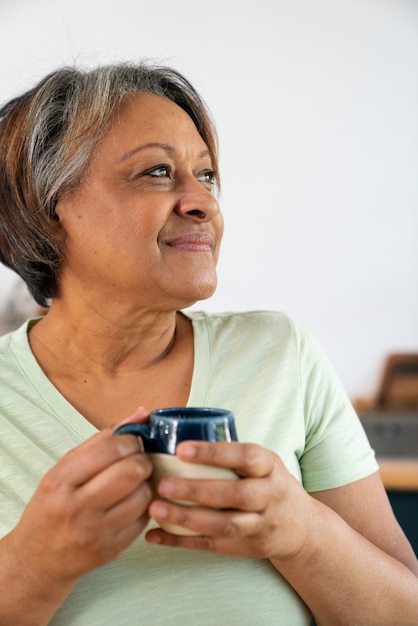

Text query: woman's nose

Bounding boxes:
[174,182,220,222]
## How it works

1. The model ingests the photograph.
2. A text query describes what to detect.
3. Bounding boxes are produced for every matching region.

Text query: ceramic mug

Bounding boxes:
[113,407,239,535]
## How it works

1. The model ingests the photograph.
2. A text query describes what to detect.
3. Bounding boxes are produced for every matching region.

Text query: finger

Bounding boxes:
[175,442,276,478]
[76,486,152,558]
[149,499,261,537]
[51,432,145,488]
[146,528,249,556]
[114,515,150,552]
[146,527,265,559]
[156,475,269,512]
[146,526,218,551]
[87,514,150,566]
[105,482,152,529]
[147,500,261,545]
[79,453,153,511]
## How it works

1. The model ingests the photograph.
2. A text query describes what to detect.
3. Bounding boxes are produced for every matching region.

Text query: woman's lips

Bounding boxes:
[164,232,214,252]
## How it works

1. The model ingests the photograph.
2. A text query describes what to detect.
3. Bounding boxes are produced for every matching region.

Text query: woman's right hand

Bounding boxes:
[0,416,152,624]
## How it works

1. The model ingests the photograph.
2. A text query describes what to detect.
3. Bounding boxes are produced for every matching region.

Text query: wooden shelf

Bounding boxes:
[378,458,418,491]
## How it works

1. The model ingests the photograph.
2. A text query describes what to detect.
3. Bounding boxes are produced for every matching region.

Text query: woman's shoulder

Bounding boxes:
[184,308,293,325]
[184,309,328,369]
[0,318,38,363]
[184,309,302,337]
[183,309,310,352]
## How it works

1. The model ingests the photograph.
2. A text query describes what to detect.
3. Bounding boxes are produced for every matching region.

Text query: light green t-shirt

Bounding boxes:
[0,311,378,625]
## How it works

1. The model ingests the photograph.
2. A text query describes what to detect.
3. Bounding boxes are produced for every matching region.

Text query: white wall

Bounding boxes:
[0,0,417,399]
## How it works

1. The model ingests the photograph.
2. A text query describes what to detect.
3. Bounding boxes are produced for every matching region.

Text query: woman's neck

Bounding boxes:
[29,297,182,377]
[27,300,195,427]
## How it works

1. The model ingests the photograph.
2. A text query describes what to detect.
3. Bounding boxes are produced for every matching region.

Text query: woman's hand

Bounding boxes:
[146,441,314,560]
[10,429,152,583]
[147,441,418,626]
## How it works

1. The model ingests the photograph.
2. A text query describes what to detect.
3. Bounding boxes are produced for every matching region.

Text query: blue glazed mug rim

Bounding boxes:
[151,407,232,420]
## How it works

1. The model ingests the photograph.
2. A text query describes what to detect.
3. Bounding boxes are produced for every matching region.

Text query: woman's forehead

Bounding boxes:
[99,92,210,160]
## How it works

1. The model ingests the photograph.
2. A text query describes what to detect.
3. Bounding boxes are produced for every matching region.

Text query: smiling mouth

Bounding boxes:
[164,232,214,252]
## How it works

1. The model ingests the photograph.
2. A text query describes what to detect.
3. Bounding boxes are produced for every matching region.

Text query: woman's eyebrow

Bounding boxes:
[117,142,210,164]
[117,142,175,163]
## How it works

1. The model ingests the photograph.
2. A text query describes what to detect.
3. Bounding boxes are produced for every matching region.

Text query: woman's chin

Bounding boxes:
[169,277,218,308]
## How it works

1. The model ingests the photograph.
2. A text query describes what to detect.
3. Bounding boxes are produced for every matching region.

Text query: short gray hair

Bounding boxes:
[0,62,219,306]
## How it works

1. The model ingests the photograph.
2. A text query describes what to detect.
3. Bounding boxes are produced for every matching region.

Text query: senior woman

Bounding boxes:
[0,63,416,626]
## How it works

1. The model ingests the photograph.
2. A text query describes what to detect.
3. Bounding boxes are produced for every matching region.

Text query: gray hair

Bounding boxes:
[0,62,219,306]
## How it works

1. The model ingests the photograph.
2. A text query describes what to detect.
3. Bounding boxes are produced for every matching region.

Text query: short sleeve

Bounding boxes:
[294,320,379,492]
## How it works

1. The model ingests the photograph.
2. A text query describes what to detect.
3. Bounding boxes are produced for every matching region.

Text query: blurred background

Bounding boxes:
[0,0,417,403]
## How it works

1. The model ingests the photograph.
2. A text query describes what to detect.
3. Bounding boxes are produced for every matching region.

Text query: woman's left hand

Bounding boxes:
[146,441,314,560]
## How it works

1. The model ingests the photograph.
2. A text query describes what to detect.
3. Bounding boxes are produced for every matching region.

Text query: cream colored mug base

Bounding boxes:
[149,453,238,536]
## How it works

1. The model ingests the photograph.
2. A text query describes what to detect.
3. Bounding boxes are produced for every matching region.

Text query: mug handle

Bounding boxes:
[113,422,151,445]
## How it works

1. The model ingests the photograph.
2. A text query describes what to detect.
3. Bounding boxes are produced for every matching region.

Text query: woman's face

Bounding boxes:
[56,92,224,312]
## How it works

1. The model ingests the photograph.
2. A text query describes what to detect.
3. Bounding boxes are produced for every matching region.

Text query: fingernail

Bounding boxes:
[179,443,197,458]
[151,502,169,519]
[158,479,176,497]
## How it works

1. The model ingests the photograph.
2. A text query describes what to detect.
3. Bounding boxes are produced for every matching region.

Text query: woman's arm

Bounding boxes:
[0,427,152,626]
[274,472,418,626]
[147,442,418,626]
[311,472,418,574]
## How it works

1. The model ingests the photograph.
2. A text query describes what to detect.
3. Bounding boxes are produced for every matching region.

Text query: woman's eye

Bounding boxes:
[146,165,171,178]
[197,170,216,188]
